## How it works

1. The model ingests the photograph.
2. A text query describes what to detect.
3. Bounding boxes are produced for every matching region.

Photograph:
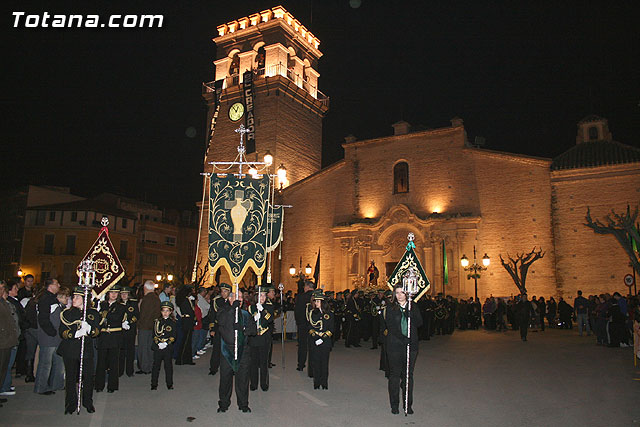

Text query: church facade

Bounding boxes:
[199,6,640,299]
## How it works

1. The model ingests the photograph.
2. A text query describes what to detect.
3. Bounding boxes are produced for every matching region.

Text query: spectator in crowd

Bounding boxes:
[557,297,573,329]
[159,283,174,303]
[17,274,35,301]
[1,282,25,396]
[0,281,19,406]
[574,290,591,336]
[34,278,64,395]
[23,286,39,383]
[546,297,557,328]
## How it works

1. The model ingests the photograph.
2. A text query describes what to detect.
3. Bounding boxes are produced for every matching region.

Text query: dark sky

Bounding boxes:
[2,0,639,209]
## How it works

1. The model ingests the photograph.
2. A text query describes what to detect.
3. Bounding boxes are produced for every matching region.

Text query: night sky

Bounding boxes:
[2,1,638,209]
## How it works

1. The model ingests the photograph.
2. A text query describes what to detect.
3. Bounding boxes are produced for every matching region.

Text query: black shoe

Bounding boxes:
[85,404,95,413]
[217,407,227,413]
[151,385,157,390]
[208,370,217,375]
[95,389,103,393]
[407,407,414,415]
[240,407,251,413]
[107,389,115,393]
[261,386,269,391]
[65,408,74,414]
[321,385,328,390]
[314,385,319,389]
[167,385,174,390]
[25,375,35,383]
[135,370,146,374]
[269,363,275,368]
[353,344,361,347]
[391,408,399,414]
[39,391,55,395]
[296,367,304,371]
[250,386,257,391]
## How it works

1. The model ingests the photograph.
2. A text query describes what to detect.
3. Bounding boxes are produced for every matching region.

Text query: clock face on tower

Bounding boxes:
[228,102,245,122]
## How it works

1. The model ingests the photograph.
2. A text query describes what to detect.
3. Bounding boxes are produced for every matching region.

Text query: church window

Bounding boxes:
[393,162,409,194]
[588,126,599,140]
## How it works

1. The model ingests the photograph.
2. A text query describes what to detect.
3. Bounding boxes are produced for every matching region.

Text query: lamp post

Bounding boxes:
[460,245,490,301]
[290,258,313,294]
[17,267,23,277]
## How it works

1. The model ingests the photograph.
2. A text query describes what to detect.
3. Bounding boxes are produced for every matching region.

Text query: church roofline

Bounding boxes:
[466,147,552,166]
[281,160,346,194]
[341,125,463,149]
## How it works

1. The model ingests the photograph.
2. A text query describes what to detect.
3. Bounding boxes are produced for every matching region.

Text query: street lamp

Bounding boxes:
[304,263,312,275]
[166,273,174,282]
[17,267,23,277]
[289,264,296,276]
[277,164,287,189]
[263,151,273,166]
[460,245,490,301]
[155,272,163,282]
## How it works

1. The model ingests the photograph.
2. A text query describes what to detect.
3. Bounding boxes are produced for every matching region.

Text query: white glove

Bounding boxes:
[81,322,91,336]
[256,303,263,311]
[189,295,195,301]
[158,342,168,350]
[254,313,260,322]
[122,321,130,330]
[50,304,58,314]
[315,338,323,346]
[74,327,88,338]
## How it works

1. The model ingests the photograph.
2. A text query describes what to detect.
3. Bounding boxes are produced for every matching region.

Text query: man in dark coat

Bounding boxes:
[209,283,231,375]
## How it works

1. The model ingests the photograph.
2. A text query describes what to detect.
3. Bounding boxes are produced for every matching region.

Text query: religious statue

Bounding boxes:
[367,260,379,287]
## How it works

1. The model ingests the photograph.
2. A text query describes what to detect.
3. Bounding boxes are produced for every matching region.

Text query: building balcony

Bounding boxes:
[202,64,329,108]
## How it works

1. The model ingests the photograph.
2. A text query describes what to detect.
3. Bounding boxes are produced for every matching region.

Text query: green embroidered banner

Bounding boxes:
[266,205,284,252]
[387,241,431,302]
[209,175,270,285]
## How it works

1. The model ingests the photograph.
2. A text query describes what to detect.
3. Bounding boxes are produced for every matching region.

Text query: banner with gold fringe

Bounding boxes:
[209,174,270,287]
[76,217,125,299]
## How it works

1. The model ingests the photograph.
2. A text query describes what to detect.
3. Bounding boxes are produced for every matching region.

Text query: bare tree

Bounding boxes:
[191,257,210,290]
[499,247,546,294]
[585,205,640,274]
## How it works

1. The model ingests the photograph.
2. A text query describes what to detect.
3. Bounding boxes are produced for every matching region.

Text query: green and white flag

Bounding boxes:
[209,175,271,285]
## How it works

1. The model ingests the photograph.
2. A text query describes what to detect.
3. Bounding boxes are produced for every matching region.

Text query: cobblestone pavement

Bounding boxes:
[1,328,639,427]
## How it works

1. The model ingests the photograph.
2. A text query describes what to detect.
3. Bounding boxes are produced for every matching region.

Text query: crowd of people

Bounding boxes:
[0,273,638,415]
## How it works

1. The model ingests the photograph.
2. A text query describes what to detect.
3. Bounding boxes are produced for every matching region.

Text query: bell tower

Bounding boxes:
[202,5,329,186]
[197,6,328,284]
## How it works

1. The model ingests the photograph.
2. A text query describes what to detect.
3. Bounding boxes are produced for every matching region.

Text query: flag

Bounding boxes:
[313,249,320,285]
[209,174,270,287]
[442,240,448,286]
[387,238,431,302]
[77,220,125,299]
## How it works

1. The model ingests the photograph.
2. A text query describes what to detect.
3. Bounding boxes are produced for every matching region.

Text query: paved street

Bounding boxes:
[2,328,639,427]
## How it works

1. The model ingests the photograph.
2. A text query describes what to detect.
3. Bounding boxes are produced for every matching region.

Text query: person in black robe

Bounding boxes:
[209,283,231,375]
[383,285,423,415]
[175,285,195,365]
[57,287,100,414]
[217,288,257,413]
[294,281,314,371]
